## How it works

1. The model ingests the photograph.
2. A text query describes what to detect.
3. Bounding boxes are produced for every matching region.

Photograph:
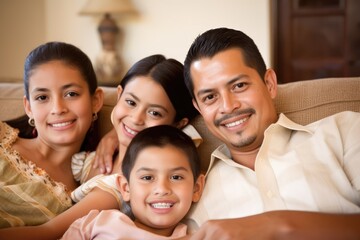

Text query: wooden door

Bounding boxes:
[272,0,360,83]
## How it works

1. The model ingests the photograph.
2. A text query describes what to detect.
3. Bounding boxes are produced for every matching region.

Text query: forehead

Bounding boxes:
[123,76,172,103]
[190,48,254,92]
[29,61,87,88]
[133,145,192,169]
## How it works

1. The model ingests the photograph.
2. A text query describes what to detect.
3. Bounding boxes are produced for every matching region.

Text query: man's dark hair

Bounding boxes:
[184,27,267,100]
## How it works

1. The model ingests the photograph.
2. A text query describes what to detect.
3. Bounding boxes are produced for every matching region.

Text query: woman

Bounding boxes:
[0,54,200,239]
[0,41,103,227]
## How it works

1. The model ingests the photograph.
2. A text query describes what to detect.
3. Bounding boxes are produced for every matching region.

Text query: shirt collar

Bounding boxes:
[206,113,313,176]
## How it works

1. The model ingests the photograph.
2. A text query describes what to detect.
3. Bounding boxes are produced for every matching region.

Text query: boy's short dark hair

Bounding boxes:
[121,125,201,182]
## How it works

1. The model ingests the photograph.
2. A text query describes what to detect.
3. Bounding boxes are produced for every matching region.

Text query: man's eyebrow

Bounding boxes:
[196,74,249,97]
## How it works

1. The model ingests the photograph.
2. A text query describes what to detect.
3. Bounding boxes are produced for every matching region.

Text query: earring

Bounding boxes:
[28,118,35,127]
[92,112,98,121]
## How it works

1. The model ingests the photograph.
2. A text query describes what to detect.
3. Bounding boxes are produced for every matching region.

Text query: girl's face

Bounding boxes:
[119,144,202,236]
[24,60,102,149]
[111,76,177,149]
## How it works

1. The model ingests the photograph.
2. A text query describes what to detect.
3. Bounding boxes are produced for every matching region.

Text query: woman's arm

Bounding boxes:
[0,188,119,240]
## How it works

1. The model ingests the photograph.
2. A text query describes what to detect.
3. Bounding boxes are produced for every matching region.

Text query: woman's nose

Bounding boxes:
[51,98,68,115]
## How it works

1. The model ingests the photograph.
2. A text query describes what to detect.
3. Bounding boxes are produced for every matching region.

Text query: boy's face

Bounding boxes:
[119,144,203,236]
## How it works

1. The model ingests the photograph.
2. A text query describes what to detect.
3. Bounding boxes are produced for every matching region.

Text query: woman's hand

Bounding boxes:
[92,128,119,174]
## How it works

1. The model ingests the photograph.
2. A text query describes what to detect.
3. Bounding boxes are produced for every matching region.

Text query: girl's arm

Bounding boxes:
[0,188,119,240]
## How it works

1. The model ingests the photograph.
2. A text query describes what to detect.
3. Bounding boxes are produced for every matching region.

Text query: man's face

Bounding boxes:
[190,48,278,153]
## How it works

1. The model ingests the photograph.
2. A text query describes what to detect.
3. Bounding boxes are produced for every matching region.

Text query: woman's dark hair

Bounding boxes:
[184,27,267,100]
[120,54,198,123]
[122,125,201,183]
[6,42,100,151]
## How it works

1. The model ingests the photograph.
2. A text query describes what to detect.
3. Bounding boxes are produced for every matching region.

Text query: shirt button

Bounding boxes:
[267,190,274,198]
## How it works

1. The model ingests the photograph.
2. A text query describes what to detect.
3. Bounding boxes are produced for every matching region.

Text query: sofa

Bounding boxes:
[1,77,360,173]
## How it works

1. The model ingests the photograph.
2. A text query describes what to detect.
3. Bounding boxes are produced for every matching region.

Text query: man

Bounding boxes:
[183,27,360,239]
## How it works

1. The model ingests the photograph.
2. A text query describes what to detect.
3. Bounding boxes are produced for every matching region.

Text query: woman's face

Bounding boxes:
[111,76,177,150]
[24,60,101,149]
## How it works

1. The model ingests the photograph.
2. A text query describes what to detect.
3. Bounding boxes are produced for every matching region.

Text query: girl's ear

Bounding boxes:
[23,96,33,119]
[116,175,130,201]
[92,87,104,114]
[175,118,189,129]
[116,85,123,100]
[192,174,205,203]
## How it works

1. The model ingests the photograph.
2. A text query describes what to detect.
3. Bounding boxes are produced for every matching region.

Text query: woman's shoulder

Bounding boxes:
[0,121,19,146]
[72,151,96,183]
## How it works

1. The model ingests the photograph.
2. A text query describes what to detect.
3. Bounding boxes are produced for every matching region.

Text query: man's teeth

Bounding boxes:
[125,125,137,135]
[151,203,173,209]
[225,117,248,128]
[51,121,72,127]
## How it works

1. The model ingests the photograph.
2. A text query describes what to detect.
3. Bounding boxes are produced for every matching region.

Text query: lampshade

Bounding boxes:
[79,0,134,15]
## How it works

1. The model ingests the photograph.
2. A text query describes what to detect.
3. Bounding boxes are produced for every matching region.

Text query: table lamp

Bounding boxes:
[80,0,134,86]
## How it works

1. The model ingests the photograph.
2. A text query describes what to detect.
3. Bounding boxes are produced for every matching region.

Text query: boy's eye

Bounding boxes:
[65,91,79,97]
[141,176,153,181]
[171,175,183,180]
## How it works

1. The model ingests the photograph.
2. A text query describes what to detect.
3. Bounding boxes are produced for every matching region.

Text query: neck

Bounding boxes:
[133,219,175,237]
[229,147,260,170]
[111,144,126,174]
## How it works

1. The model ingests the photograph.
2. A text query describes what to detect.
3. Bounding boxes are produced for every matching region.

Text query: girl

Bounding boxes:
[0,41,103,227]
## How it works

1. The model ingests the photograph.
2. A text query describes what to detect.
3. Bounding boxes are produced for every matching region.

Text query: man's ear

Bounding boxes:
[175,118,189,129]
[92,87,104,114]
[192,174,205,203]
[192,99,200,113]
[116,175,130,201]
[23,96,33,119]
[264,68,278,99]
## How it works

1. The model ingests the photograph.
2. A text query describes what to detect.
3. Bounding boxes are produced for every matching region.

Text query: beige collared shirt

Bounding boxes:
[185,111,360,231]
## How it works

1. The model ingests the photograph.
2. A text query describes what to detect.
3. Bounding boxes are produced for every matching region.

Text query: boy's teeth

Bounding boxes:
[151,203,173,209]
[51,121,72,127]
[225,117,248,127]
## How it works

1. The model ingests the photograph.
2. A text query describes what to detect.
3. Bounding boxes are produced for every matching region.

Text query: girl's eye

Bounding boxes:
[35,95,48,101]
[149,110,163,117]
[125,99,136,107]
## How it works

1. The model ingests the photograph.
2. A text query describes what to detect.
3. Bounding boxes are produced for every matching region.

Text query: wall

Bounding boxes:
[0,0,271,81]
[0,0,46,81]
